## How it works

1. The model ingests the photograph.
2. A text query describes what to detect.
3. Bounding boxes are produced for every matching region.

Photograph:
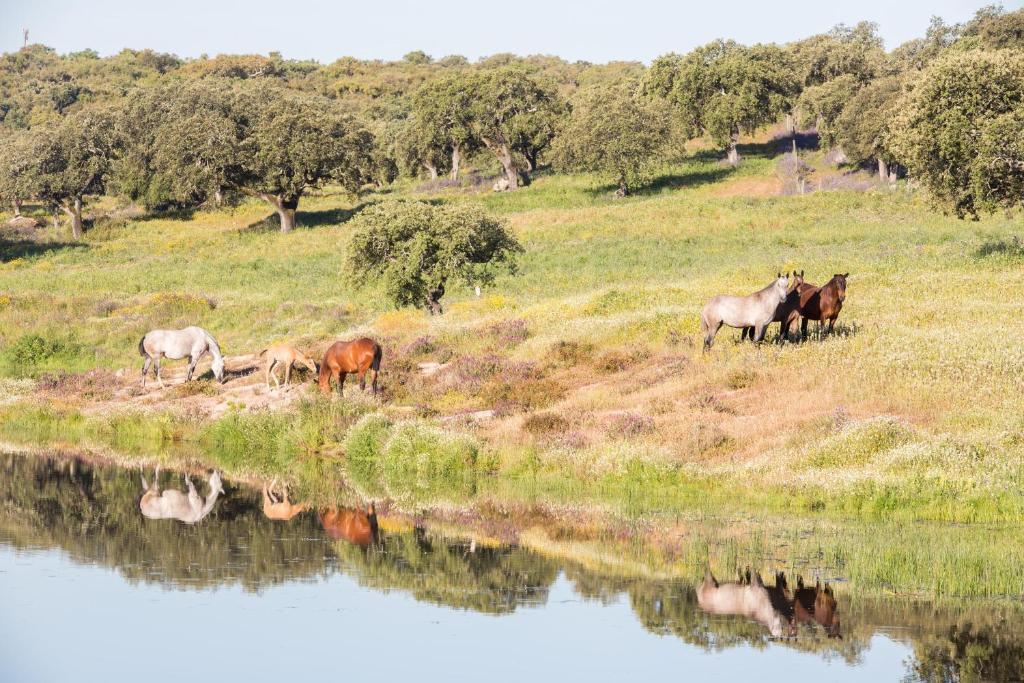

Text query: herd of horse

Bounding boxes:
[698,568,841,640]
[134,274,849,638]
[702,271,848,349]
[138,467,379,547]
[137,271,847,395]
[138,467,836,640]
[139,327,383,395]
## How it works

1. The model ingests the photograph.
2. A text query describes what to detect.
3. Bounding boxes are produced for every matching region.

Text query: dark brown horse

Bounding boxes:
[318,337,382,396]
[796,273,848,338]
[742,270,805,342]
[318,504,379,547]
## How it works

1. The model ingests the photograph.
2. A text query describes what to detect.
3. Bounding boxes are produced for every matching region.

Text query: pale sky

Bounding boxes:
[1,0,1021,64]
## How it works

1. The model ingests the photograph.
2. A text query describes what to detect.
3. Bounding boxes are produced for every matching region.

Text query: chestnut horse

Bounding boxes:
[318,337,382,396]
[742,270,805,342]
[318,504,379,547]
[796,273,848,337]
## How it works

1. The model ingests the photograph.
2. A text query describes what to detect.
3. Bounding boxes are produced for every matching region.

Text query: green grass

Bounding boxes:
[2,136,1024,525]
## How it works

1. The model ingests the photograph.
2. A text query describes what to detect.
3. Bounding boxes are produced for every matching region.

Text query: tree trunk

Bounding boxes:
[62,197,84,239]
[614,177,628,198]
[425,282,445,315]
[877,158,889,182]
[482,136,519,191]
[450,145,462,181]
[785,112,795,136]
[727,129,740,167]
[261,193,299,233]
[12,198,22,217]
[51,210,60,230]
[214,188,224,206]
[523,148,538,173]
[423,161,439,180]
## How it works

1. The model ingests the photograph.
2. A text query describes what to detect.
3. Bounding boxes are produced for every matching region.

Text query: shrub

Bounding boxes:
[1,333,83,377]
[346,201,522,313]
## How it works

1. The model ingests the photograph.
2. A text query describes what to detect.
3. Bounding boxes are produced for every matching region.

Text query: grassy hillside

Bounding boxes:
[2,138,1023,523]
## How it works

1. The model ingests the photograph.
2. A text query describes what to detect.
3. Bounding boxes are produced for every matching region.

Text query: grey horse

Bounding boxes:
[700,273,790,350]
[139,326,225,388]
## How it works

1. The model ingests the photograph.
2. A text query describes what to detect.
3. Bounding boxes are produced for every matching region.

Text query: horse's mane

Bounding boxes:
[755,278,783,296]
[202,329,223,359]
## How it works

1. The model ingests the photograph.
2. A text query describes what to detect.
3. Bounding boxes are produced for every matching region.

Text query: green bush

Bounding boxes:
[1,333,84,377]
[344,414,482,503]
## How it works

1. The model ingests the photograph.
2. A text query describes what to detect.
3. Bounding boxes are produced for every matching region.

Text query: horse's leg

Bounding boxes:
[371,367,379,395]
[754,324,767,344]
[828,317,836,335]
[336,371,345,397]
[141,356,151,388]
[284,362,291,386]
[741,327,751,342]
[358,368,367,392]
[186,355,197,382]
[155,357,165,389]
[801,317,809,340]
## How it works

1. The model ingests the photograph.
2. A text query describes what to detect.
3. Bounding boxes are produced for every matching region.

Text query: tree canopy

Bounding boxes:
[552,80,671,195]
[119,81,375,231]
[646,41,799,164]
[889,50,1024,217]
[346,201,522,313]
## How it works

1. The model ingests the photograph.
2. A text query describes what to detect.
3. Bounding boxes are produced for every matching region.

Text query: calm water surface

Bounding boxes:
[0,452,1017,682]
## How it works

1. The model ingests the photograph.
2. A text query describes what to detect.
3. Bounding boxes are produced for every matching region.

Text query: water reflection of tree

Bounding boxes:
[0,452,329,592]
[906,619,1024,683]
[330,527,558,614]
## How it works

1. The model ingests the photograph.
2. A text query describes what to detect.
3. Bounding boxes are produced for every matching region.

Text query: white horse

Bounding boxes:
[139,467,224,524]
[139,326,225,388]
[700,273,790,350]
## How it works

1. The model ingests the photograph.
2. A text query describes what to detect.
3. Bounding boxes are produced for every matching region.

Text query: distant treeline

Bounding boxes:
[0,5,1021,234]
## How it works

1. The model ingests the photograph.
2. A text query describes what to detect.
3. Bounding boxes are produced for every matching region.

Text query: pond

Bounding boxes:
[1,451,1021,682]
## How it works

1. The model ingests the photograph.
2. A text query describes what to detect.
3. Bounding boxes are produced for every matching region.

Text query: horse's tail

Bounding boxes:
[258,348,268,357]
[371,343,383,372]
[137,335,147,357]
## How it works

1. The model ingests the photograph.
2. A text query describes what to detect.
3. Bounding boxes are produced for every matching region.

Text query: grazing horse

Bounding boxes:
[793,576,842,638]
[697,568,795,638]
[701,273,790,350]
[139,467,224,524]
[262,478,308,521]
[796,273,849,338]
[318,337,382,396]
[318,504,379,547]
[742,270,805,342]
[139,326,225,388]
[260,343,317,389]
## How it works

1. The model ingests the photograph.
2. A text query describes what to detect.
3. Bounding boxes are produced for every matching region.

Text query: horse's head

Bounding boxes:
[816,582,842,638]
[208,470,225,496]
[831,273,849,303]
[211,356,226,383]
[789,270,805,293]
[774,272,790,303]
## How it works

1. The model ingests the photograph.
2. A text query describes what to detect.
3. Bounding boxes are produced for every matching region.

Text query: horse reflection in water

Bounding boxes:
[698,568,842,640]
[318,504,379,547]
[139,468,224,524]
[793,576,842,638]
[262,479,308,521]
[698,568,796,638]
